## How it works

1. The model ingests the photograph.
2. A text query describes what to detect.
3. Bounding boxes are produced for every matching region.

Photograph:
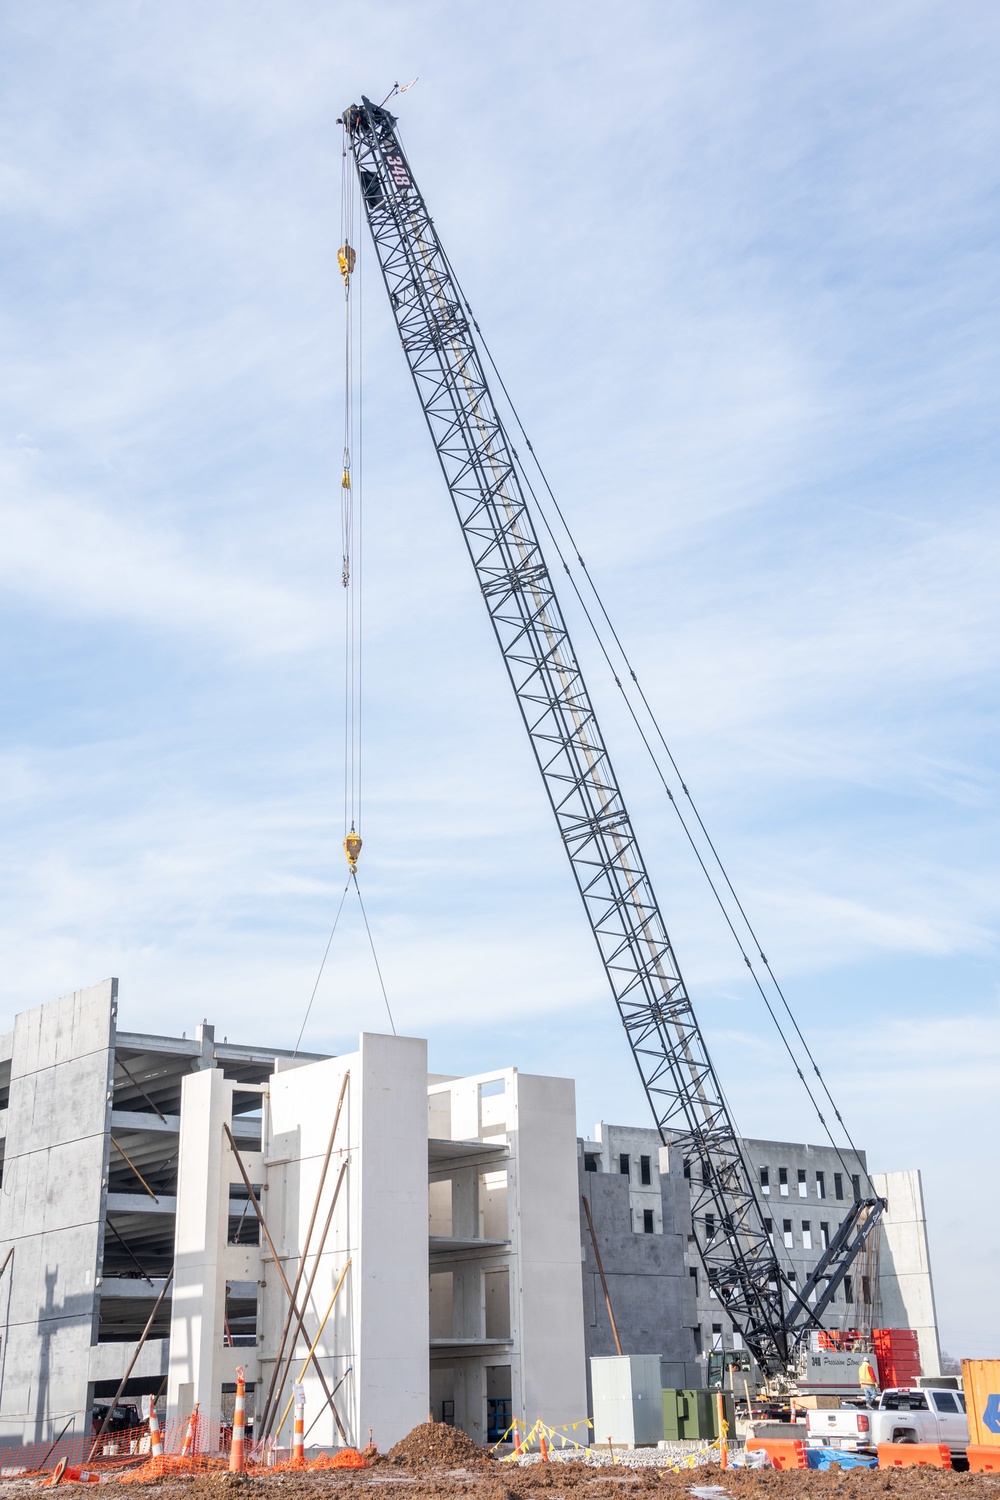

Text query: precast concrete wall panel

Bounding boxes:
[263,1035,429,1452]
[0,981,117,1445]
[579,1161,699,1400]
[513,1073,588,1433]
[356,1034,430,1449]
[871,1170,941,1377]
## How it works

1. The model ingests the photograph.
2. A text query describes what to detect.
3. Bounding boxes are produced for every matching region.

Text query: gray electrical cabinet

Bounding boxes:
[590,1355,664,1447]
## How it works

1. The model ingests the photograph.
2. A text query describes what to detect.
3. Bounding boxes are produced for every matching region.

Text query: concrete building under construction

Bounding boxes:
[0,981,941,1453]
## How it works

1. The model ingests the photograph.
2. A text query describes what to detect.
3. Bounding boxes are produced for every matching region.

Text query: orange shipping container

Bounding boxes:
[962,1360,1000,1448]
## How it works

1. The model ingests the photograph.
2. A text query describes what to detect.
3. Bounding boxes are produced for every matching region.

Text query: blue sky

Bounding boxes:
[1,3,998,1357]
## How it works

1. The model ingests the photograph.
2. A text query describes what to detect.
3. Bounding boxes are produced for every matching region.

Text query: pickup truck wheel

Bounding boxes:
[892,1431,917,1444]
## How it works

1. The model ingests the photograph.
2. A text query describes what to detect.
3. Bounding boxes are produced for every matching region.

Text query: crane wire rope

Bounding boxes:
[294,154,397,1052]
[340,136,364,846]
[294,876,352,1057]
[352,873,396,1035]
[414,213,872,1194]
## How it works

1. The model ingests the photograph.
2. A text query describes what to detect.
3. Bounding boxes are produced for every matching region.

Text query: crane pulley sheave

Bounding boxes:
[340,95,882,1377]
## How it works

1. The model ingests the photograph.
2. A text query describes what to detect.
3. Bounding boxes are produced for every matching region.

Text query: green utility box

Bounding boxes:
[662,1389,735,1442]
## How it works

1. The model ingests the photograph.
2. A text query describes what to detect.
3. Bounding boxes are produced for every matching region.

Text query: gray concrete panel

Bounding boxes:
[0,982,116,1444]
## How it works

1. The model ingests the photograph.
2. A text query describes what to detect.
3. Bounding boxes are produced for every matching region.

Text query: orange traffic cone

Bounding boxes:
[147,1398,163,1459]
[291,1393,305,1468]
[181,1402,200,1459]
[229,1368,246,1472]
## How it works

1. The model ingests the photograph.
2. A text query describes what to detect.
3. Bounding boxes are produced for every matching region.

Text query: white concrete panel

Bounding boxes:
[513,1072,588,1433]
[355,1033,429,1449]
[167,1069,264,1430]
[871,1169,942,1377]
[263,1035,428,1452]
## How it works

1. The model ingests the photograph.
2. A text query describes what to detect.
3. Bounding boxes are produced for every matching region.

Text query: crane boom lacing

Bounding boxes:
[340,94,882,1374]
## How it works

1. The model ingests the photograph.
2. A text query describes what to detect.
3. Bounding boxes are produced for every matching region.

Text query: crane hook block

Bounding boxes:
[338,243,356,284]
[341,469,351,489]
[343,830,362,874]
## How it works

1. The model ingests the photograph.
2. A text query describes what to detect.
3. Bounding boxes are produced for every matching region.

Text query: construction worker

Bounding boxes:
[859,1355,879,1407]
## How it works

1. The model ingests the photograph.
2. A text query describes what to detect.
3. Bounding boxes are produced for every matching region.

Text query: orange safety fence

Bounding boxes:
[0,1420,375,1483]
[967,1447,1000,1474]
[307,1449,369,1469]
[119,1449,371,1478]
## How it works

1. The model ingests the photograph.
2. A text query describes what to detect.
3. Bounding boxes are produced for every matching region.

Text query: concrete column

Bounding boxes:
[453,1359,485,1442]
[167,1070,263,1430]
[452,1267,482,1340]
[451,1169,478,1239]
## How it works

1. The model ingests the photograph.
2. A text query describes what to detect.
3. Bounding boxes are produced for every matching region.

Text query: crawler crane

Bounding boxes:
[340,95,883,1380]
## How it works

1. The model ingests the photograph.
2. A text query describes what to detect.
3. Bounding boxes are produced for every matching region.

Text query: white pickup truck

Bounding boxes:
[806,1387,969,1460]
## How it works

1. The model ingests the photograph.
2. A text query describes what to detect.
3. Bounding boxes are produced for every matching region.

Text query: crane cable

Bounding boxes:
[339,145,361,853]
[293,151,395,1050]
[293,876,351,1057]
[422,223,874,1196]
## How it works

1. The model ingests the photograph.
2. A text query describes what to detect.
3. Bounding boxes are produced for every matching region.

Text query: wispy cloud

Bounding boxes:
[0,0,998,1355]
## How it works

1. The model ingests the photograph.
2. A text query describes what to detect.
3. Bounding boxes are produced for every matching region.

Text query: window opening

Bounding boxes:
[778,1167,789,1196]
[486,1365,513,1443]
[228,1185,261,1246]
[642,1209,654,1234]
[797,1168,807,1197]
[619,1153,630,1177]
[851,1174,861,1202]
[801,1220,812,1250]
[759,1166,770,1195]
[584,1153,598,1172]
[844,1275,854,1303]
[782,1219,793,1248]
[816,1170,826,1199]
[640,1155,651,1185]
[689,1266,699,1295]
[820,1221,830,1249]
[834,1173,844,1199]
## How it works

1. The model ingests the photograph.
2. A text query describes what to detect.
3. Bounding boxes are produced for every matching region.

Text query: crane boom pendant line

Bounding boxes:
[340,96,882,1375]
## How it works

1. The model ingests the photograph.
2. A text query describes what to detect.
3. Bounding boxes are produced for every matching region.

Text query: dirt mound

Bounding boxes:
[387,1421,491,1468]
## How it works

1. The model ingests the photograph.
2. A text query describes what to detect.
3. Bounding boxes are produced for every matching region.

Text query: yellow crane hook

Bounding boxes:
[343,827,362,874]
[338,243,356,287]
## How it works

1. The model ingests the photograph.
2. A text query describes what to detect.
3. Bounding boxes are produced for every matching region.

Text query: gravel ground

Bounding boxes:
[0,1422,994,1500]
